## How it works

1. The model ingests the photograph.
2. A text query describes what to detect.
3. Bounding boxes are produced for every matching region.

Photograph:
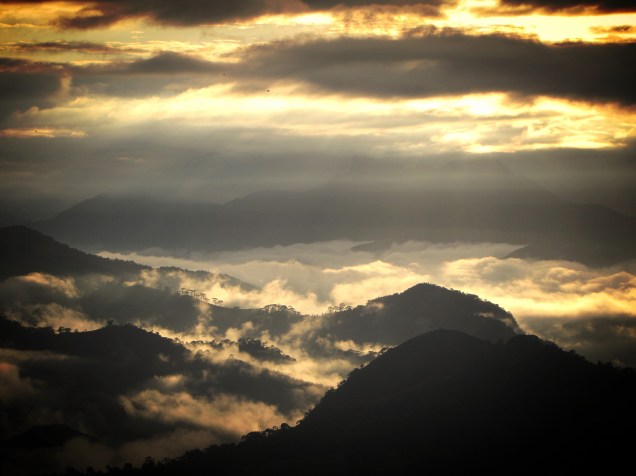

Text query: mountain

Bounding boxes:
[35,160,636,266]
[291,330,636,472]
[0,316,324,476]
[318,283,519,345]
[0,226,254,334]
[0,225,145,280]
[0,224,253,289]
[93,330,636,475]
[0,226,518,343]
[35,195,227,253]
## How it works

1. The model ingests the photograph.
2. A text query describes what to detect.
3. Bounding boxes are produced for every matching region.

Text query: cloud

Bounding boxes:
[10,41,143,55]
[95,241,636,377]
[5,303,102,331]
[123,51,223,74]
[0,362,35,403]
[0,318,329,471]
[522,315,636,367]
[4,32,631,139]
[16,272,79,298]
[439,257,636,319]
[39,33,635,106]
[6,1,448,29]
[590,25,636,35]
[6,239,628,346]
[102,239,636,326]
[498,0,636,14]
[234,32,636,106]
[0,67,65,122]
[120,390,292,437]
[0,127,86,138]
[2,38,635,221]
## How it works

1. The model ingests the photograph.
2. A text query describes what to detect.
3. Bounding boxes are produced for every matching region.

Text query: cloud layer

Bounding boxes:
[100,240,636,320]
[499,0,636,14]
[6,32,636,105]
[1,0,447,29]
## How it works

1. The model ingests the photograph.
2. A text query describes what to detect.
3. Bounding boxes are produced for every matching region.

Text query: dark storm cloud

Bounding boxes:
[124,52,222,74]
[234,32,636,106]
[499,0,636,14]
[0,61,65,122]
[11,41,143,55]
[0,58,72,124]
[606,25,636,33]
[0,53,222,110]
[5,33,636,106]
[64,52,225,97]
[0,70,61,105]
[15,32,631,106]
[1,0,448,29]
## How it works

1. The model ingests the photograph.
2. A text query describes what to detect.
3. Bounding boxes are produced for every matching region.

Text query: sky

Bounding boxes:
[0,0,635,218]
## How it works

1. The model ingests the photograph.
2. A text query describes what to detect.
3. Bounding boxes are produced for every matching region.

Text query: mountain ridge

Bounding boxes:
[34,160,636,266]
[0,225,145,280]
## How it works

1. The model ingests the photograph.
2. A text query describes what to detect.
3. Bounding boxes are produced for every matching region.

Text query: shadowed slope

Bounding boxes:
[0,225,145,280]
[320,283,519,345]
[114,330,636,475]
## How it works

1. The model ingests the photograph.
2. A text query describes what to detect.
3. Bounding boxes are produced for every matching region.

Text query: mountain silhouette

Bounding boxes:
[318,283,519,345]
[0,227,518,343]
[0,225,145,280]
[0,315,322,476]
[82,330,636,475]
[291,330,636,472]
[35,160,636,266]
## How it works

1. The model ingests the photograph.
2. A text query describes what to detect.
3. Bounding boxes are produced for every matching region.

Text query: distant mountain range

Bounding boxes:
[57,329,636,475]
[33,160,636,266]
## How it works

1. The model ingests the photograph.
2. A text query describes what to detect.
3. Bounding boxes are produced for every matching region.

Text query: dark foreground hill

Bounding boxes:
[59,330,636,475]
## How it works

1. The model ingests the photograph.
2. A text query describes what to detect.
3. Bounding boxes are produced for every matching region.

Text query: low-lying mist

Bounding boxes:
[99,240,636,319]
[100,240,636,364]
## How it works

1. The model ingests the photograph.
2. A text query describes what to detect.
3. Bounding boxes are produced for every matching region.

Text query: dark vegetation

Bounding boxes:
[0,317,322,476]
[41,330,636,475]
[4,227,635,474]
[0,226,520,347]
[320,283,518,345]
